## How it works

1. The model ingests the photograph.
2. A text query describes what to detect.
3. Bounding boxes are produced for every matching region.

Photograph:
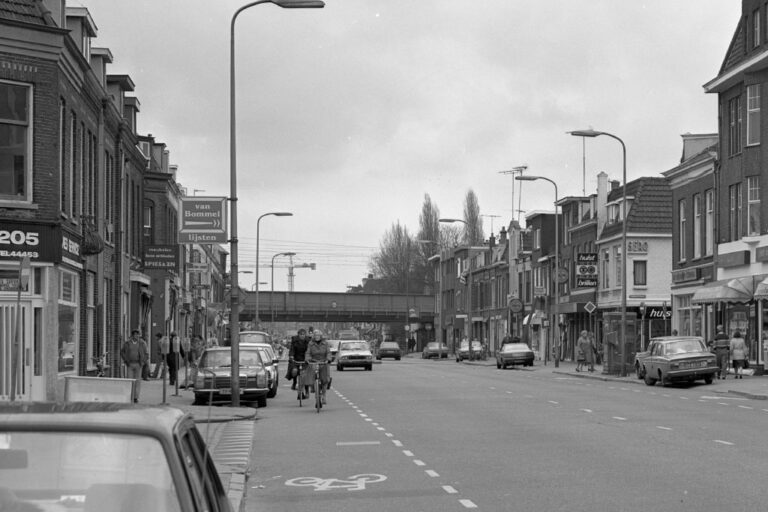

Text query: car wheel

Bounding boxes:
[644,372,656,386]
[659,371,669,387]
[267,385,277,398]
[376,356,381,360]
[704,375,713,384]
[257,395,268,408]
[496,361,501,369]
[193,394,207,406]
[337,365,343,371]
[635,363,645,380]
[396,357,401,360]
[366,365,372,371]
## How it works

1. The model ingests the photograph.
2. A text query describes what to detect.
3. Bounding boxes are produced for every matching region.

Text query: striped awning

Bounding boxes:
[691,275,767,304]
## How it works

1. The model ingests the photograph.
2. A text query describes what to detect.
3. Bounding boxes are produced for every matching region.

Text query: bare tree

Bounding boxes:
[369,221,419,293]
[463,189,484,245]
[414,195,440,293]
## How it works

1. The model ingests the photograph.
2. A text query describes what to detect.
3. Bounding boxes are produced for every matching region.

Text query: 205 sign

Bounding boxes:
[0,230,39,246]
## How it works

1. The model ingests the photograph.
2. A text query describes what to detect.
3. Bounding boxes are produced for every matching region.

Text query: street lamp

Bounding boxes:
[439,218,473,359]
[228,0,323,406]
[417,239,441,355]
[516,175,560,368]
[271,251,296,324]
[569,129,628,376]
[255,212,292,330]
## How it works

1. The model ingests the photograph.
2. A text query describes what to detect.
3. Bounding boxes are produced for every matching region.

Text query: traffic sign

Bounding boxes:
[509,298,524,313]
[179,197,228,244]
[584,301,597,314]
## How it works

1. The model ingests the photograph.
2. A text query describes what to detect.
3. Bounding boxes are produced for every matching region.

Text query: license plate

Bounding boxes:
[219,388,243,395]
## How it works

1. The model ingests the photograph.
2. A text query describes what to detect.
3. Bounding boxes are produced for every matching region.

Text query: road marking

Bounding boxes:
[359,413,368,417]
[656,426,672,431]
[443,485,458,494]
[286,474,387,492]
[459,499,478,508]
[365,418,373,422]
[580,409,593,413]
[613,416,627,421]
[385,432,394,437]
[714,440,734,446]
[426,470,439,477]
[414,460,426,466]
[679,396,689,400]
[700,395,746,400]
[403,450,414,457]
[762,409,768,413]
[377,427,386,431]
[336,441,381,446]
[393,440,403,447]
[738,405,753,410]
[548,400,559,405]
[372,422,379,426]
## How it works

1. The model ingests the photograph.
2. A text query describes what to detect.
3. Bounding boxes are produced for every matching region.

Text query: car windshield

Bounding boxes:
[240,332,270,344]
[0,431,181,511]
[663,340,706,355]
[380,342,399,349]
[200,350,262,367]
[340,342,368,351]
[504,343,530,353]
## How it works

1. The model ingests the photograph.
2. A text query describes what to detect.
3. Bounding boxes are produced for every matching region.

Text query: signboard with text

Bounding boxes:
[144,245,180,271]
[179,197,228,244]
[576,253,598,288]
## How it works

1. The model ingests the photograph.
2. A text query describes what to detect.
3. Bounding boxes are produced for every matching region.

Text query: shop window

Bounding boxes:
[58,270,79,373]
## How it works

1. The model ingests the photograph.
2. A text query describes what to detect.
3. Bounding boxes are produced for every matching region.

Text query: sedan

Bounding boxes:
[422,342,449,359]
[496,342,535,368]
[336,341,374,371]
[0,402,232,511]
[192,347,269,407]
[456,340,485,361]
[376,341,402,360]
[637,336,718,386]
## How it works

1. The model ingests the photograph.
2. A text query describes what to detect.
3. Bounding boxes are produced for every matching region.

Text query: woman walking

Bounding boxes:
[729,330,748,379]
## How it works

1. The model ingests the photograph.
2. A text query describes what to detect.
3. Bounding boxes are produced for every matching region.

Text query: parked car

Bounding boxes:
[336,341,373,371]
[377,341,402,360]
[635,336,718,387]
[192,347,269,406]
[422,342,449,359]
[496,342,535,368]
[0,402,232,511]
[456,340,485,361]
[239,336,280,398]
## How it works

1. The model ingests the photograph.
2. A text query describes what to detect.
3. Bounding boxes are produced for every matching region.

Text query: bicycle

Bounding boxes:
[294,361,308,407]
[309,362,329,413]
[88,352,110,377]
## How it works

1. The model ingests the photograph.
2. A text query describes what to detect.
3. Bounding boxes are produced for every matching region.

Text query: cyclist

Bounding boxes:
[289,328,310,398]
[304,329,331,405]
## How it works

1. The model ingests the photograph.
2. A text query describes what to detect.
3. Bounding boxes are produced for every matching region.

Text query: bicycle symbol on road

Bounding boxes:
[285,473,387,492]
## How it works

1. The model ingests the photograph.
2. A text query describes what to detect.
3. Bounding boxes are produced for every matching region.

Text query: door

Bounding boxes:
[0,301,38,401]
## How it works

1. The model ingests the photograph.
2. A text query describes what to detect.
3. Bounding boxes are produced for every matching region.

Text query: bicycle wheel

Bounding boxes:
[315,368,321,413]
[297,368,303,407]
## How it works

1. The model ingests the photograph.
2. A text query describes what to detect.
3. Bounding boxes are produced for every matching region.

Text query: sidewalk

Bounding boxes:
[138,373,257,512]
[461,356,768,400]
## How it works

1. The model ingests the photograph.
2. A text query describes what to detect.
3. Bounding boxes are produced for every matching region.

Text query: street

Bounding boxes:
[243,356,767,511]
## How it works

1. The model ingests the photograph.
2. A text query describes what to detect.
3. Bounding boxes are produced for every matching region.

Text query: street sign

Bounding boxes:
[584,301,596,314]
[509,298,524,313]
[556,267,569,284]
[179,197,228,244]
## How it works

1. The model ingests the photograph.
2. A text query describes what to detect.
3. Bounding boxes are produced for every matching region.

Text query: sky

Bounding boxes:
[78,0,739,292]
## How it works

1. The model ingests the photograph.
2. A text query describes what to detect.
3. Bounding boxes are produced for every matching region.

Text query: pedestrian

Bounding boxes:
[167,332,180,386]
[712,324,730,379]
[501,334,512,346]
[140,332,151,381]
[729,330,748,379]
[190,335,205,366]
[589,332,601,367]
[576,330,590,372]
[151,332,168,379]
[121,329,148,403]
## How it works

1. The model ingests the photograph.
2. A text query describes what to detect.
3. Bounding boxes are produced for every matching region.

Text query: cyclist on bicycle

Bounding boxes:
[304,329,331,404]
[289,328,310,398]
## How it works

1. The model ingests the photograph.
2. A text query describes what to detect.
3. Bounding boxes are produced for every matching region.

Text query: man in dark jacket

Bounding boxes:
[288,329,309,391]
[712,324,730,379]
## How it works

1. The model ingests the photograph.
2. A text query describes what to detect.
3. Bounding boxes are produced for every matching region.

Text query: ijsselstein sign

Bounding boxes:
[179,197,228,244]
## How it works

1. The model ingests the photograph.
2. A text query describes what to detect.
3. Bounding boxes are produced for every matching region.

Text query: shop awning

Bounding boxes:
[523,312,542,325]
[691,275,767,304]
[754,277,768,300]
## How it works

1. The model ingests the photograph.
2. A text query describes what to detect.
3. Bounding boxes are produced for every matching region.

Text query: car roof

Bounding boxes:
[649,336,704,343]
[0,402,188,434]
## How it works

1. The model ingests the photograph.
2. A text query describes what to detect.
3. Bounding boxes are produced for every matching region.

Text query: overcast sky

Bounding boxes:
[79,0,738,292]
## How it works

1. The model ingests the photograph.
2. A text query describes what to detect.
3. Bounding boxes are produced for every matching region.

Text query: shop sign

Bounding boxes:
[717,250,750,268]
[144,245,180,271]
[61,232,82,269]
[645,306,672,319]
[627,240,649,253]
[179,197,228,244]
[576,253,598,288]
[672,268,698,283]
[756,245,768,262]
[0,221,59,263]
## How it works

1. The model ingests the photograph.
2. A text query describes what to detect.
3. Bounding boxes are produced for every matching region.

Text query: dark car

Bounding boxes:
[422,342,449,359]
[0,402,232,512]
[456,340,485,361]
[496,342,535,368]
[191,347,269,406]
[635,336,718,386]
[377,341,402,360]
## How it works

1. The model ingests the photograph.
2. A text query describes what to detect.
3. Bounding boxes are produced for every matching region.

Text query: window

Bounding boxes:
[607,204,619,224]
[614,246,622,287]
[679,199,687,261]
[705,189,714,256]
[533,228,541,249]
[747,85,761,145]
[633,260,647,286]
[58,270,79,373]
[601,249,610,289]
[693,194,702,259]
[0,80,32,202]
[729,183,743,241]
[144,205,153,243]
[86,272,95,367]
[755,9,762,48]
[729,96,742,156]
[748,176,761,235]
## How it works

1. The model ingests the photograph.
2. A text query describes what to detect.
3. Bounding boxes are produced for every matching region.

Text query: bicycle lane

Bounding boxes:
[244,383,470,512]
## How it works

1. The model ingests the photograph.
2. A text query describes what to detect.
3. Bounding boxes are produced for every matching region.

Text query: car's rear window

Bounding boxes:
[240,333,270,344]
[0,431,181,511]
[504,343,530,352]
[663,340,706,355]
[340,342,368,351]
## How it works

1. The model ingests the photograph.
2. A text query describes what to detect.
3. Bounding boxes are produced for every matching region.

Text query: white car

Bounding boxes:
[336,340,373,371]
[239,333,280,398]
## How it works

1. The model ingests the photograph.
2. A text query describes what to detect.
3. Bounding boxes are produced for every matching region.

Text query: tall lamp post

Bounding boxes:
[271,251,296,325]
[515,175,560,367]
[255,212,293,330]
[229,0,323,406]
[569,129,627,376]
[439,218,472,359]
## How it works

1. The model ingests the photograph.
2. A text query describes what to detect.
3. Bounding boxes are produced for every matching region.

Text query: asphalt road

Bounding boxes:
[244,357,767,511]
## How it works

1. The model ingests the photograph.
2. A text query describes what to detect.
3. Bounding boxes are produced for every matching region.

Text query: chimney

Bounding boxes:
[488,234,496,248]
[499,226,507,245]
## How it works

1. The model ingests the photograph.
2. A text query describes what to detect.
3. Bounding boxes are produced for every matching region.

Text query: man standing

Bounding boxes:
[712,325,730,379]
[121,330,148,403]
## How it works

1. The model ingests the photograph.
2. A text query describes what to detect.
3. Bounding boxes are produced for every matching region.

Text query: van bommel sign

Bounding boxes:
[179,197,228,244]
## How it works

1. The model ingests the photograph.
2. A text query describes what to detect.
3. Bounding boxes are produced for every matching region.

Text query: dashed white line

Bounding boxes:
[392,440,403,447]
[459,499,478,508]
[738,405,753,410]
[443,485,458,494]
[580,408,593,413]
[714,440,734,446]
[425,470,439,477]
[414,460,426,466]
[548,400,559,405]
[656,426,672,431]
[337,441,381,446]
[403,450,414,457]
[613,416,627,421]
